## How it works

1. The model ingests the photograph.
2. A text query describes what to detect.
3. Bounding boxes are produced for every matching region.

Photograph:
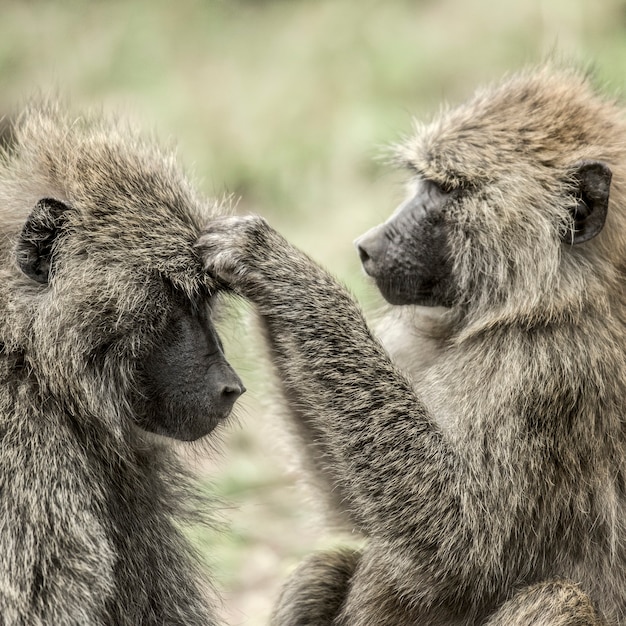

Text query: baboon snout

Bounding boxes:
[355,225,388,277]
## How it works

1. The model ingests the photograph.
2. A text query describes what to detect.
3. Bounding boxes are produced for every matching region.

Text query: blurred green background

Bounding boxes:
[3,0,626,623]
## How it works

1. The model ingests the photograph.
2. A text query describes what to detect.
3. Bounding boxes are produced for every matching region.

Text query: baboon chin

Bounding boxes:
[201,64,624,626]
[0,100,243,624]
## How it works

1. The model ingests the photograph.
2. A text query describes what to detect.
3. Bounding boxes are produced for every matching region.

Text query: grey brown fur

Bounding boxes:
[0,102,241,625]
[0,115,14,152]
[200,66,626,625]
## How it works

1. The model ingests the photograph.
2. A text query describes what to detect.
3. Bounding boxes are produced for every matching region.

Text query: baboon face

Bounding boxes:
[356,70,614,310]
[355,179,457,307]
[138,296,245,441]
[15,183,244,441]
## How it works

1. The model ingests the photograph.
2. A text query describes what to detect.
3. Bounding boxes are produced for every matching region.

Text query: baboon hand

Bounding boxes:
[198,215,273,291]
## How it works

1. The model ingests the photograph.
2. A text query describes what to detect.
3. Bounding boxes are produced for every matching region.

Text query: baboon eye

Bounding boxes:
[428,179,449,194]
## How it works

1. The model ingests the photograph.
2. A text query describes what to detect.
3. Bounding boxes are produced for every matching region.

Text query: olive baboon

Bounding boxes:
[200,66,626,625]
[0,102,244,625]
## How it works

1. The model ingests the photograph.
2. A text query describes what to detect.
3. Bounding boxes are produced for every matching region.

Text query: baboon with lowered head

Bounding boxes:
[0,102,244,624]
[199,66,626,625]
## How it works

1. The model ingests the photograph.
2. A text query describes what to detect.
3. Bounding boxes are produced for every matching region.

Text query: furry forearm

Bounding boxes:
[200,216,526,599]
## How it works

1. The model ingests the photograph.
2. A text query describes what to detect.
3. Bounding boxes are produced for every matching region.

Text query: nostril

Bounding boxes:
[354,230,387,277]
[356,242,371,265]
[221,383,245,399]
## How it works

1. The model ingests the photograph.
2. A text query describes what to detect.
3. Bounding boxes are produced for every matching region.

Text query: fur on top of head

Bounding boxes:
[0,98,223,296]
[395,64,626,189]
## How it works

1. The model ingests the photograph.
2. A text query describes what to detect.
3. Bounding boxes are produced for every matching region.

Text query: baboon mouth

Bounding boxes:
[376,277,452,308]
[135,404,238,442]
[173,407,236,441]
[374,277,419,305]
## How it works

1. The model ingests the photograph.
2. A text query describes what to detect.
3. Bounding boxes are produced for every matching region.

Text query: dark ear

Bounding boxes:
[562,160,612,245]
[16,198,69,283]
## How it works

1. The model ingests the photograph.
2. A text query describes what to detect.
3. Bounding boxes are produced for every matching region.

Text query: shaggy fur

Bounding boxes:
[200,66,625,625]
[0,102,228,625]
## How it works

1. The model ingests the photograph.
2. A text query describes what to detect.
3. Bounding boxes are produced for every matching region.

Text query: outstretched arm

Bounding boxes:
[200,218,454,518]
[199,216,537,609]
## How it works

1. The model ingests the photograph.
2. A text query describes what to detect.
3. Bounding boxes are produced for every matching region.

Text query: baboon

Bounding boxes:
[0,101,245,625]
[199,65,626,625]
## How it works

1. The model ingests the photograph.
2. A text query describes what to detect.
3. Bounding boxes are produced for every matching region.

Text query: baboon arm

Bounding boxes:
[200,217,536,600]
[270,384,363,529]
[0,445,115,623]
[270,547,361,626]
[483,580,607,626]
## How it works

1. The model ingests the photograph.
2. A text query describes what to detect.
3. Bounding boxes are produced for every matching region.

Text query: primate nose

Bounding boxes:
[217,369,246,411]
[354,226,388,277]
[221,382,246,401]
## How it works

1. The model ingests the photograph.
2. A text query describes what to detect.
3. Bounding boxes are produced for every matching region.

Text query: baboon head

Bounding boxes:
[0,102,244,441]
[355,66,623,320]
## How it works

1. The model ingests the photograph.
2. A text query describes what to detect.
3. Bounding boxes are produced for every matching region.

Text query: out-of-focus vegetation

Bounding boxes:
[3,0,626,622]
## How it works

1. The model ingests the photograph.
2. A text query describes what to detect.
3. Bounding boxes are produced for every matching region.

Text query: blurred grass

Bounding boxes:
[3,0,626,623]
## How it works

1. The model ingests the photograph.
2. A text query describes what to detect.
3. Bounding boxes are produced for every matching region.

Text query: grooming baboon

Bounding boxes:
[200,66,626,625]
[0,102,244,625]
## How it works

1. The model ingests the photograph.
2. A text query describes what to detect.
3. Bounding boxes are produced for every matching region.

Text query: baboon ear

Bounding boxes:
[562,160,612,245]
[16,198,69,283]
